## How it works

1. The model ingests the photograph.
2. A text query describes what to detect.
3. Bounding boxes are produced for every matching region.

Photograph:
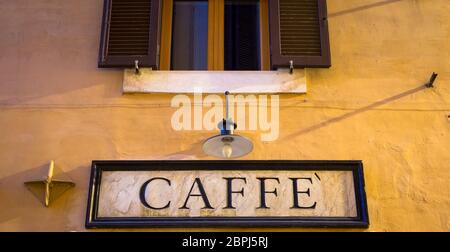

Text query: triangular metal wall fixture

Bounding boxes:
[24,160,75,207]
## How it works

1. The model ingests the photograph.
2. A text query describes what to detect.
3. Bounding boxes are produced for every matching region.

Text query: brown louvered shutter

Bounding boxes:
[269,0,330,69]
[98,0,160,68]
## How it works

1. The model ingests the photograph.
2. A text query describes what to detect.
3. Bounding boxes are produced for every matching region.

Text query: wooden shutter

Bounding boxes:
[98,0,160,68]
[269,0,330,69]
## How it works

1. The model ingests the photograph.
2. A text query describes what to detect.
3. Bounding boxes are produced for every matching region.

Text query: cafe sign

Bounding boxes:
[85,161,369,228]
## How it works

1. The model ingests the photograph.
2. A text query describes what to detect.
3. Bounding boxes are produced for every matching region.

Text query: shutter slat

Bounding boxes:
[107,0,151,56]
[279,0,321,57]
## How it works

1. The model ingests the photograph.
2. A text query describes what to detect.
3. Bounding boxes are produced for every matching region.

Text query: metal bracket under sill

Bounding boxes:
[122,68,307,94]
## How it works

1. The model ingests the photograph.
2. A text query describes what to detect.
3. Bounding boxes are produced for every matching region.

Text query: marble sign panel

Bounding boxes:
[86,161,369,228]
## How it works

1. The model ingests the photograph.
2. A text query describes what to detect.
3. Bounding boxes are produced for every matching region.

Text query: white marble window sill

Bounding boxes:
[122,69,307,94]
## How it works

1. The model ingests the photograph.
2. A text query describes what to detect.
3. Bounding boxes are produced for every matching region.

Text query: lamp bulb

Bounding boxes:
[222,143,233,158]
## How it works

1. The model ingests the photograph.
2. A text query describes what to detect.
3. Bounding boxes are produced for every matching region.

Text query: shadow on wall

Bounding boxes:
[328,0,405,18]
[0,0,410,106]
[0,0,412,106]
[0,163,90,231]
[281,81,432,142]
[0,0,124,105]
[162,140,209,160]
[0,68,124,106]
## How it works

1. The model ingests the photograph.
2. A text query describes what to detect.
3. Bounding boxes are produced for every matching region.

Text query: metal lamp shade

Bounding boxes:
[202,134,253,159]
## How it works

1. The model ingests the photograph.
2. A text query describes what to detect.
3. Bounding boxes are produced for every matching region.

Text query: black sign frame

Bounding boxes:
[85,160,369,228]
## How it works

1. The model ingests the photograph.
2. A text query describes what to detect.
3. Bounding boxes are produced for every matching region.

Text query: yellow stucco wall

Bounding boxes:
[0,0,449,231]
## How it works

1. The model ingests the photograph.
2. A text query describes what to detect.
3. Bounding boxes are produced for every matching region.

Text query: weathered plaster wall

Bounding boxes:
[0,0,449,231]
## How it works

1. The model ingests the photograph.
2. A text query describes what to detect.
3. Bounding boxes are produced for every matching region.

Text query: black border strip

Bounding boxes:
[85,160,369,228]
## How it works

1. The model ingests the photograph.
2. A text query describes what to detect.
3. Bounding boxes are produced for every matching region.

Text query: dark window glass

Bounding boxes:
[171,0,208,70]
[224,0,261,70]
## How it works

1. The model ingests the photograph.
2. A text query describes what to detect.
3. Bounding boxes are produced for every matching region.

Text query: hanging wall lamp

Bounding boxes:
[202,92,253,159]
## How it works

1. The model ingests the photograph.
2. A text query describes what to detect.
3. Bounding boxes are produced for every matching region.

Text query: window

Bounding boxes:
[98,0,331,70]
[171,0,208,70]
[224,0,261,70]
